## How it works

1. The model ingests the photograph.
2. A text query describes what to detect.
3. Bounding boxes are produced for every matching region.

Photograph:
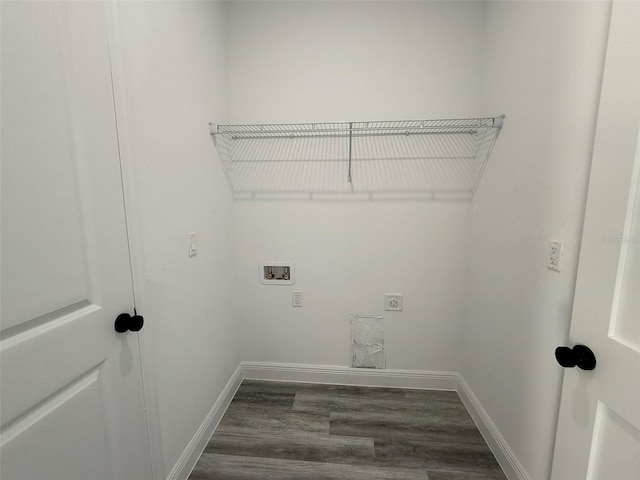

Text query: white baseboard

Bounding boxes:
[457,375,531,480]
[242,361,459,391]
[167,363,243,480]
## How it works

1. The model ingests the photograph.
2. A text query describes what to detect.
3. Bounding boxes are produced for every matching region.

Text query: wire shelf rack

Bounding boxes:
[210,116,504,201]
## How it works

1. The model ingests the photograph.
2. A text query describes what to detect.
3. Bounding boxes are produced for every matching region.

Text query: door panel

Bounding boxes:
[551,1,640,478]
[1,365,112,480]
[611,155,640,350]
[1,2,152,479]
[0,2,89,330]
[586,402,640,479]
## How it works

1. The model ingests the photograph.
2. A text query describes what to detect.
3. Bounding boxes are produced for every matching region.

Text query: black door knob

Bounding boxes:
[114,312,144,333]
[115,313,131,333]
[555,344,596,370]
[129,314,144,332]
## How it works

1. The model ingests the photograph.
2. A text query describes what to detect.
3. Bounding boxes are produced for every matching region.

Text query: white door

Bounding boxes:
[551,2,640,479]
[0,2,152,479]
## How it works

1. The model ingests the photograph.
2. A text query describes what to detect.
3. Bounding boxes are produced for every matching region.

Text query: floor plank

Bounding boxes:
[293,390,469,417]
[230,383,296,408]
[217,403,329,435]
[205,431,374,464]
[329,409,486,445]
[374,438,505,476]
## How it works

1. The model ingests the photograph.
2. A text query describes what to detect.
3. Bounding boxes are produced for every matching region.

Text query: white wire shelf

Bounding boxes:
[210,116,504,201]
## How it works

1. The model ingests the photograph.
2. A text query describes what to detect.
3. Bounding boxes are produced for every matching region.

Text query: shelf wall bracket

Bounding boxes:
[347,121,353,183]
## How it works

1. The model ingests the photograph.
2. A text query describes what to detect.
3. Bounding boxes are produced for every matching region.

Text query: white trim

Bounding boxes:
[241,361,458,390]
[103,3,167,479]
[167,364,243,480]
[457,375,531,480]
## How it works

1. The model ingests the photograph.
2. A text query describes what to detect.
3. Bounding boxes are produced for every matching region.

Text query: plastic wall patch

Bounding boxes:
[350,314,385,368]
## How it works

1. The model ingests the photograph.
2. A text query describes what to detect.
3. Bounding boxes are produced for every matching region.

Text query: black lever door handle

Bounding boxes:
[114,313,144,333]
[555,344,596,370]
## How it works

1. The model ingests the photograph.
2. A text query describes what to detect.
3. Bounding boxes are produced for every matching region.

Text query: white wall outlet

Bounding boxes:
[548,240,563,271]
[292,291,303,307]
[188,232,197,257]
[385,294,403,311]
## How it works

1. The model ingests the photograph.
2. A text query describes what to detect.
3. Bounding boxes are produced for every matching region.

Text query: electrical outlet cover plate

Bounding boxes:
[548,240,563,271]
[292,291,303,307]
[385,294,403,311]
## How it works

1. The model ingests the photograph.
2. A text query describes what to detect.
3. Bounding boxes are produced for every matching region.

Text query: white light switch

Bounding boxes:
[188,232,197,257]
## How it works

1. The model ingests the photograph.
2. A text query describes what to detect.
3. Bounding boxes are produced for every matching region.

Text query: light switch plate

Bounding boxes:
[188,232,197,257]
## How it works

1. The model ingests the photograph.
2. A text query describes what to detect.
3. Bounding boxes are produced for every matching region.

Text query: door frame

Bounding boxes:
[103,3,166,479]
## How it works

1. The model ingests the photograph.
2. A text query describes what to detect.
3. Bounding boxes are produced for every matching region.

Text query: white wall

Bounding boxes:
[227,1,485,372]
[235,202,470,370]
[463,2,612,479]
[113,2,238,476]
[226,0,483,123]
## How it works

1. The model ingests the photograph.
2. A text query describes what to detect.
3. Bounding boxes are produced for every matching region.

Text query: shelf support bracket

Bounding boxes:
[348,121,353,183]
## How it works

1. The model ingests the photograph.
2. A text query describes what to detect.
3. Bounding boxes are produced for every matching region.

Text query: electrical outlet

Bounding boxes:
[385,294,403,311]
[292,291,303,307]
[548,240,563,271]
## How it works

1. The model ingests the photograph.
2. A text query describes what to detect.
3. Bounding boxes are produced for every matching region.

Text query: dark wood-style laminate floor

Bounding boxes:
[189,380,507,480]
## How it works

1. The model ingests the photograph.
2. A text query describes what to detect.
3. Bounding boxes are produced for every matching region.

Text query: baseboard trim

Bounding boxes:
[241,361,458,391]
[457,375,531,480]
[167,363,243,480]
